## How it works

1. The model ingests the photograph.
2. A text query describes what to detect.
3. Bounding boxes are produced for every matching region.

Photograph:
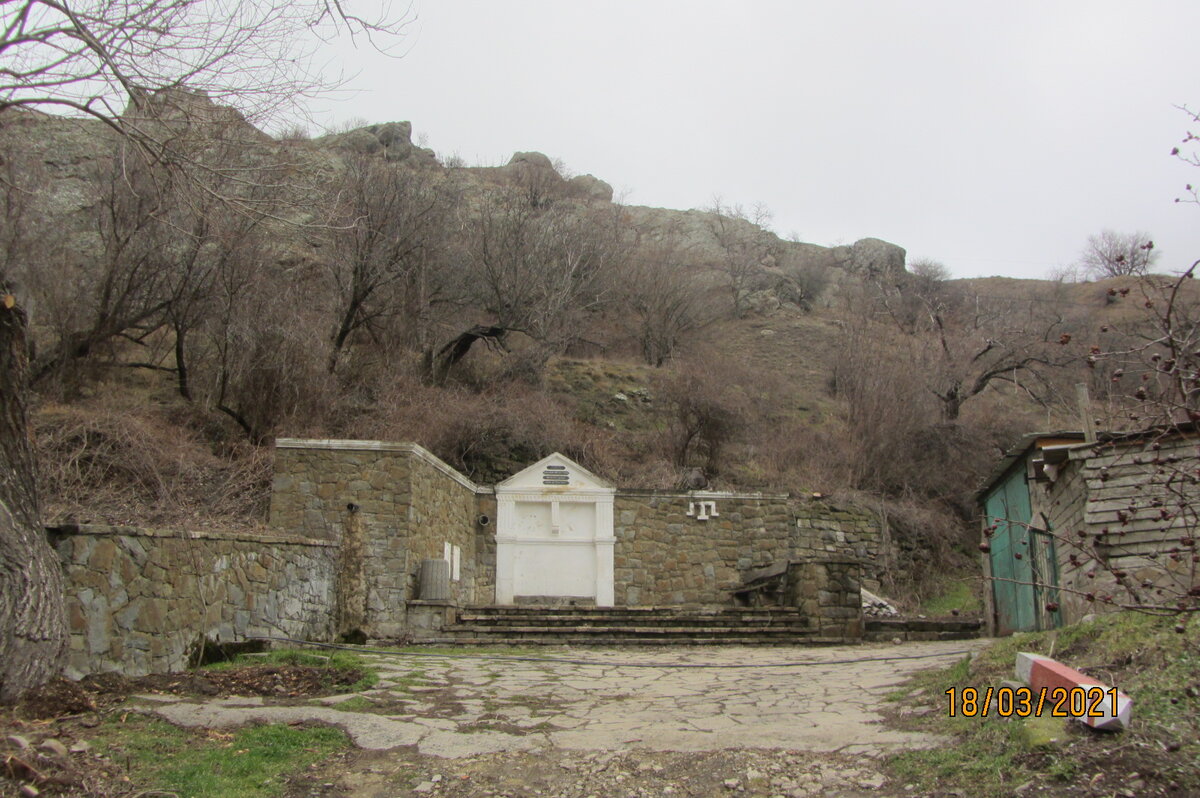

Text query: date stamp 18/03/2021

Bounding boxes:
[945,686,1121,719]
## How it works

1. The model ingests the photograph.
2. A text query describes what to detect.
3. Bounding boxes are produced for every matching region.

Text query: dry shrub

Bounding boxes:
[873,496,978,608]
[651,348,774,475]
[349,374,608,483]
[34,398,271,527]
[750,416,856,494]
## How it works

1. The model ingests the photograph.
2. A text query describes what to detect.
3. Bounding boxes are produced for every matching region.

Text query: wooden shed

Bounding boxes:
[979,426,1200,635]
[977,432,1083,636]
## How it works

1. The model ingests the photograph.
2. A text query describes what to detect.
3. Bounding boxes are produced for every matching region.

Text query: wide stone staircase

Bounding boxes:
[427,606,853,646]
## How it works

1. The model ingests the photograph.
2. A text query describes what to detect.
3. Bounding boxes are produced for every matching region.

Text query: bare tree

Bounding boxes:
[654,357,750,474]
[862,276,1076,421]
[1077,229,1158,279]
[0,0,410,699]
[0,1,408,133]
[617,225,716,367]
[326,156,454,372]
[1170,105,1199,205]
[1087,261,1200,424]
[26,146,175,386]
[705,199,778,318]
[431,187,625,380]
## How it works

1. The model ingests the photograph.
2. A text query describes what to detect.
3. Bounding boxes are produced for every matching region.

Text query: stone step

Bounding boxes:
[863,618,983,642]
[459,608,805,621]
[449,624,815,636]
[456,614,811,629]
[432,606,855,647]
[425,634,851,646]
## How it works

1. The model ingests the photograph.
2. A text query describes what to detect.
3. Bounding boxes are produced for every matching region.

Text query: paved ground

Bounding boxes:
[141,640,990,796]
[149,640,981,757]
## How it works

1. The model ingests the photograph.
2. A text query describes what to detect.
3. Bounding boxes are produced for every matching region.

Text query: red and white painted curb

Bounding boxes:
[1016,652,1131,731]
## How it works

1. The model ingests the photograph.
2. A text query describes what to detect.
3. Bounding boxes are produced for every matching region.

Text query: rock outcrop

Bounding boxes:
[567,173,614,202]
[1,102,908,319]
[322,121,438,166]
[832,238,908,279]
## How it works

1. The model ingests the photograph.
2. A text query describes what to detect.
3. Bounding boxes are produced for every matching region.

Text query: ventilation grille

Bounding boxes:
[542,465,570,486]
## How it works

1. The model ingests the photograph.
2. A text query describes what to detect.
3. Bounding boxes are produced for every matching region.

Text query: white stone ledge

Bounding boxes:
[616,489,791,501]
[274,438,479,491]
[49,523,337,548]
[495,536,617,546]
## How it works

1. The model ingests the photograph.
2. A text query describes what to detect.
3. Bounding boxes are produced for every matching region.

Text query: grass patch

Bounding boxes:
[387,669,429,692]
[884,612,1200,796]
[918,578,982,617]
[204,647,379,691]
[94,714,348,798]
[331,696,372,712]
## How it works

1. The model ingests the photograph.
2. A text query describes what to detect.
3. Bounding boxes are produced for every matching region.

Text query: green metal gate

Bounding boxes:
[983,466,1062,635]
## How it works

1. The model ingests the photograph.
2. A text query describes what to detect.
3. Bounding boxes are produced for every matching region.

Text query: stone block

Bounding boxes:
[87,602,110,655]
[125,633,151,652]
[141,599,167,633]
[67,600,87,633]
[74,569,107,590]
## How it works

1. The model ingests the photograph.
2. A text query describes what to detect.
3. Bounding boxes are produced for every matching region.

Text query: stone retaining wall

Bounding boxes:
[788,559,863,639]
[399,450,480,617]
[613,492,790,606]
[612,491,880,606]
[51,525,336,678]
[269,439,481,638]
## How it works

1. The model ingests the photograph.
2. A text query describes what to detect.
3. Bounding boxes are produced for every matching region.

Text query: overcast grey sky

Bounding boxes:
[310,1,1200,280]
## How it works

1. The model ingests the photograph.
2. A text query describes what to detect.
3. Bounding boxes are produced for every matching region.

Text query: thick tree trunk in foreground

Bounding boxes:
[0,295,67,702]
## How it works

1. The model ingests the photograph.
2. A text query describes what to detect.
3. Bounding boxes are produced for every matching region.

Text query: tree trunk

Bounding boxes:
[0,295,67,702]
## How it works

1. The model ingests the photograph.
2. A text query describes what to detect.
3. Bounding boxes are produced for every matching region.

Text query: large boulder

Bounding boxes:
[834,238,907,279]
[506,151,556,171]
[567,173,614,202]
[326,121,437,165]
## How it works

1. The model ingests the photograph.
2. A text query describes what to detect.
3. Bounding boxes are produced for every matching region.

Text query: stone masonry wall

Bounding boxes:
[788,559,863,639]
[400,453,479,609]
[795,503,883,592]
[270,440,413,539]
[52,525,336,678]
[473,493,498,606]
[269,440,482,638]
[613,492,879,607]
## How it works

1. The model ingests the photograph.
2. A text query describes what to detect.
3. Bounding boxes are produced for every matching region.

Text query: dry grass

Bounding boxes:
[34,395,271,529]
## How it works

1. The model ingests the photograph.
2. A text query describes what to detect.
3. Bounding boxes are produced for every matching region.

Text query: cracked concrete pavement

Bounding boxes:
[141,640,987,760]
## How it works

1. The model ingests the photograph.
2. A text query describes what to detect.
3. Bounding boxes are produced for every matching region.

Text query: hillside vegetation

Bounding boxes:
[2,97,1187,604]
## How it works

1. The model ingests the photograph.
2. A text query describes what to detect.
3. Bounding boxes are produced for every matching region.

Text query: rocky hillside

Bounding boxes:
[4,96,1176,602]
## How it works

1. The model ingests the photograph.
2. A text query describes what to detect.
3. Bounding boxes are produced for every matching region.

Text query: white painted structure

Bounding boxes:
[494,453,616,606]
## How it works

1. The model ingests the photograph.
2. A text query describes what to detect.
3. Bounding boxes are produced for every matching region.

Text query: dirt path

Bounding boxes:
[141,640,988,797]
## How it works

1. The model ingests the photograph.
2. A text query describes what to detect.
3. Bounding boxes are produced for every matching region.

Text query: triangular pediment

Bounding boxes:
[496,452,614,493]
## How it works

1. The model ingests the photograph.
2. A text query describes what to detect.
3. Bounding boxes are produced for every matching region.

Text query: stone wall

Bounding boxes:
[612,491,879,607]
[52,525,336,678]
[474,493,499,606]
[788,559,863,639]
[398,451,480,610]
[270,439,482,638]
[794,503,884,592]
[270,438,416,539]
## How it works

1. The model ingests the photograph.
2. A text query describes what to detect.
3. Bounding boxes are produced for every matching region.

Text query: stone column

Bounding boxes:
[594,497,615,607]
[494,495,516,605]
[788,557,863,640]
